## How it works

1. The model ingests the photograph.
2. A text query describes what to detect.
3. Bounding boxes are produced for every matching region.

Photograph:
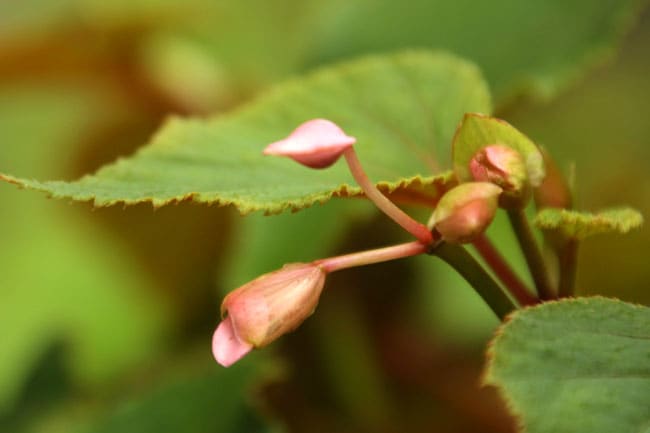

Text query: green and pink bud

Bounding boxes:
[428,182,502,243]
[212,263,326,367]
[469,145,530,209]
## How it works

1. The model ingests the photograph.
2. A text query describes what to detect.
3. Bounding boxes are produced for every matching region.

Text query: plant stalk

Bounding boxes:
[472,234,538,306]
[558,238,578,298]
[430,242,516,320]
[507,209,555,300]
[316,240,429,273]
[343,147,433,244]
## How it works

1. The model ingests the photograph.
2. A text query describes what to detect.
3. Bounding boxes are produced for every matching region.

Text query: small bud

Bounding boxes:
[212,263,326,367]
[469,145,530,208]
[263,119,356,169]
[428,182,502,243]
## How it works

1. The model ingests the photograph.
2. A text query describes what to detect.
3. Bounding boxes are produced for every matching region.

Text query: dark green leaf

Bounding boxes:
[484,297,650,433]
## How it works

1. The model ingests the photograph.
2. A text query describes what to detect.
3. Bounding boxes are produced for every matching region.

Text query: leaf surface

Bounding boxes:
[534,207,643,239]
[0,51,491,214]
[484,297,650,433]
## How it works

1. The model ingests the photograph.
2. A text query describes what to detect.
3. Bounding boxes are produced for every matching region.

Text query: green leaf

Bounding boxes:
[452,113,545,186]
[307,0,645,102]
[484,297,650,433]
[0,51,491,214]
[534,207,643,239]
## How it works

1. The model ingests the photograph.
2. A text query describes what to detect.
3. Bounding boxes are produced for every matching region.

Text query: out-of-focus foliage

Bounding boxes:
[0,86,168,411]
[305,0,646,102]
[1,1,649,432]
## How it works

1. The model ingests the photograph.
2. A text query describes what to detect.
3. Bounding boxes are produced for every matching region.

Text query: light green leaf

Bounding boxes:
[0,86,168,411]
[308,0,646,102]
[452,113,544,187]
[534,207,643,239]
[484,297,650,433]
[0,51,491,214]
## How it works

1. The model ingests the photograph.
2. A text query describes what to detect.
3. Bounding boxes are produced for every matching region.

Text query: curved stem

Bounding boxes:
[343,147,433,244]
[430,242,516,320]
[472,234,538,306]
[506,209,555,300]
[558,239,578,298]
[316,240,430,273]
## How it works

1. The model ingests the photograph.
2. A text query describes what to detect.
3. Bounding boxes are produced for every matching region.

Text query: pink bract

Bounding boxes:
[263,119,356,168]
[212,318,253,367]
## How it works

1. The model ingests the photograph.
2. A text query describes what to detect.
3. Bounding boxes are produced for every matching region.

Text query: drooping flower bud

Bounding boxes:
[212,263,327,367]
[263,119,356,169]
[428,182,502,243]
[469,145,530,209]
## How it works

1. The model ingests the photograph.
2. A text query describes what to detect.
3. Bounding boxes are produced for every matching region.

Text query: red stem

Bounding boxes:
[472,234,538,306]
[343,147,433,244]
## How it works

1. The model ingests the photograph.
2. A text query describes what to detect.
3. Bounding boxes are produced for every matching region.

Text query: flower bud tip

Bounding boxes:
[264,119,356,169]
[469,145,530,208]
[212,318,253,367]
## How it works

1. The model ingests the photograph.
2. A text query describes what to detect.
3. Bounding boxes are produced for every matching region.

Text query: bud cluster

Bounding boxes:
[212,117,553,367]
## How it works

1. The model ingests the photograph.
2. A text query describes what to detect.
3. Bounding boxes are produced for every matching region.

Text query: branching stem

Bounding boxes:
[472,234,538,306]
[343,147,433,244]
[507,209,555,300]
[430,242,516,320]
[316,240,430,273]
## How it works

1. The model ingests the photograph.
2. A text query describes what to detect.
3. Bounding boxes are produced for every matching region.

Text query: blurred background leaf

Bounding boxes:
[0,85,168,414]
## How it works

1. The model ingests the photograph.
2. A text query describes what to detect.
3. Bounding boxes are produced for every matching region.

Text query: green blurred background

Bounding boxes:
[1,1,648,432]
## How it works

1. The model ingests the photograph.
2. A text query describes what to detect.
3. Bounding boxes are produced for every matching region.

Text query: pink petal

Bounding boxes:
[212,318,253,367]
[263,119,356,169]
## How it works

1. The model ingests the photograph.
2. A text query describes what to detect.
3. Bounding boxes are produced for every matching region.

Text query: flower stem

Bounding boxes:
[558,239,578,298]
[343,147,433,244]
[316,240,429,273]
[506,209,555,300]
[472,234,538,306]
[430,242,516,320]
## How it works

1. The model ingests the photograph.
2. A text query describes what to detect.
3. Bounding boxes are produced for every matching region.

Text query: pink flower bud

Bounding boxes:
[212,263,326,367]
[469,145,530,208]
[428,182,502,243]
[263,119,356,168]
